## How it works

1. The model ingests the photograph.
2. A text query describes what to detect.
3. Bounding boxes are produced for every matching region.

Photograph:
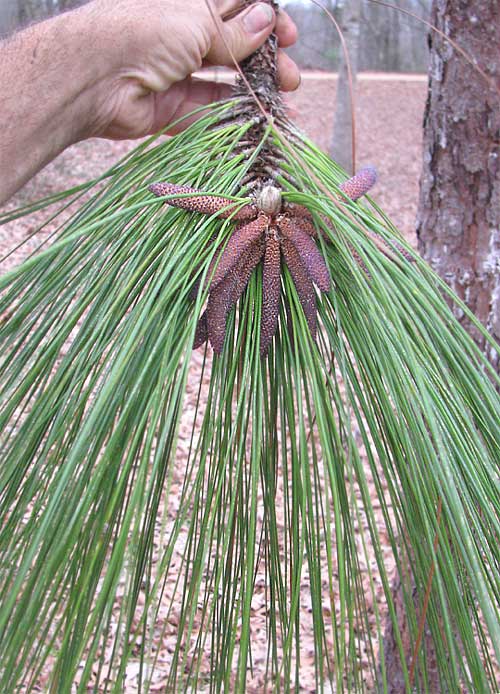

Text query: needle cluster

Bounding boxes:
[150,167,377,355]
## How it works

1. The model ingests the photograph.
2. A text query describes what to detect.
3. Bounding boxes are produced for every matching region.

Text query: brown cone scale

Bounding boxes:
[206,240,265,354]
[210,216,268,288]
[193,312,208,349]
[279,218,331,293]
[339,166,377,201]
[260,234,281,356]
[149,166,385,355]
[149,182,256,220]
[281,239,317,340]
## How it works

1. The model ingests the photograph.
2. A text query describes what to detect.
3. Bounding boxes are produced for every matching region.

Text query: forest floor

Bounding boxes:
[0,74,428,691]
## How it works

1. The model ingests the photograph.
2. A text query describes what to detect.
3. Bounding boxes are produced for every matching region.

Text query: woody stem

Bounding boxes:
[231,1,289,189]
[235,0,281,110]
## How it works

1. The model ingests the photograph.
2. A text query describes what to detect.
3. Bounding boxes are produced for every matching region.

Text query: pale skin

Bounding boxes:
[0,0,300,206]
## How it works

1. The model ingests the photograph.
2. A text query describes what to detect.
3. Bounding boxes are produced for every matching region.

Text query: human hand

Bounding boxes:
[86,0,300,140]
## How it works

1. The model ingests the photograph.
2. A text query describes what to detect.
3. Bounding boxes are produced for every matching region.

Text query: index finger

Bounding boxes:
[274,9,298,48]
[218,1,298,47]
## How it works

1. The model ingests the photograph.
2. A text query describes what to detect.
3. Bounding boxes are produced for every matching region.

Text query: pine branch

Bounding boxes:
[0,10,499,693]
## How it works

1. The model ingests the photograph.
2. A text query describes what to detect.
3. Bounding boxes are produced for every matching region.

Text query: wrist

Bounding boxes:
[17,2,130,144]
[52,3,123,141]
[71,0,170,140]
[0,2,148,205]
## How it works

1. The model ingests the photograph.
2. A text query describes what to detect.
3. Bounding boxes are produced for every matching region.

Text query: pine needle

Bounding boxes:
[0,100,499,692]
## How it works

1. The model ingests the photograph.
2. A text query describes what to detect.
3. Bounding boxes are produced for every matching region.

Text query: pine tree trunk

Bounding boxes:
[330,0,361,174]
[416,0,500,369]
[381,5,500,688]
[18,0,45,24]
[379,551,442,693]
[0,0,21,36]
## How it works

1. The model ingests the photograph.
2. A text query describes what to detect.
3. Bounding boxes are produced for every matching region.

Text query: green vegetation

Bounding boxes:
[0,101,498,692]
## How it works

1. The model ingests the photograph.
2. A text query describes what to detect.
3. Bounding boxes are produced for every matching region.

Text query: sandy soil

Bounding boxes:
[0,74,428,691]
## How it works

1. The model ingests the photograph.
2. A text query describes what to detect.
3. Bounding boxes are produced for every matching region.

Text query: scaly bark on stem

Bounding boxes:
[230,0,289,189]
[416,0,500,370]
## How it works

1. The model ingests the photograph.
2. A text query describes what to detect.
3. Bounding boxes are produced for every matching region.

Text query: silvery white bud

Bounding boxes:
[256,186,282,215]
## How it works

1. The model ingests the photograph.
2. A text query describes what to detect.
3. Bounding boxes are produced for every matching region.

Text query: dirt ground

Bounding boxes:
[287,75,426,244]
[0,75,428,691]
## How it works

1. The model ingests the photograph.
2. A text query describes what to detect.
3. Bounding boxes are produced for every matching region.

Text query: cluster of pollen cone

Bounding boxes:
[149,167,377,356]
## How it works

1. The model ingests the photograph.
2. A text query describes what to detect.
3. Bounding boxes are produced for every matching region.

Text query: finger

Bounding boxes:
[274,10,298,48]
[277,49,300,91]
[218,3,298,47]
[207,2,276,65]
[150,78,233,135]
[216,0,246,15]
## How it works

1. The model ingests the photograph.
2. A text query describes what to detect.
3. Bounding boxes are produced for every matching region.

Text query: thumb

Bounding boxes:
[206,2,276,66]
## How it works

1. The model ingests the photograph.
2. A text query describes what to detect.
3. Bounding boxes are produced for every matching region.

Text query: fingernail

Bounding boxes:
[243,3,274,33]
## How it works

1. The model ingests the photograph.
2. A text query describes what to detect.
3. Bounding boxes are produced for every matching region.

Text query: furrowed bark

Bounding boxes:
[379,555,441,693]
[416,0,500,370]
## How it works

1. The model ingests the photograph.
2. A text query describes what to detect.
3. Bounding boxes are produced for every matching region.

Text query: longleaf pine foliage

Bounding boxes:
[0,4,499,692]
